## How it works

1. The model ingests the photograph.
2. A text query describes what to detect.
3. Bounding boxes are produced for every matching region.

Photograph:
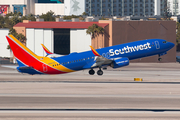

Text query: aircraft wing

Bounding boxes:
[90,46,112,68]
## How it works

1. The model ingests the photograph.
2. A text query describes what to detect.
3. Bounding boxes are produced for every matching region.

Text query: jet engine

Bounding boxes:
[110,57,129,68]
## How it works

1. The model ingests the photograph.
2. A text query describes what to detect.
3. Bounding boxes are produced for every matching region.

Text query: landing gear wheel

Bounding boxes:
[97,70,103,76]
[89,69,95,75]
[158,58,162,61]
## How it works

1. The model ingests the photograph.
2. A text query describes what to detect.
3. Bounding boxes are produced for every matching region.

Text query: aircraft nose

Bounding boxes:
[168,42,175,49]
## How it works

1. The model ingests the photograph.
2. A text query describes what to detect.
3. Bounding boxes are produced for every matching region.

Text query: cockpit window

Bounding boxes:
[163,41,167,44]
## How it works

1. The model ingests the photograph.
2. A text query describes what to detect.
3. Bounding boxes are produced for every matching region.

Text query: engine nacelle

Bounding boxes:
[110,57,129,68]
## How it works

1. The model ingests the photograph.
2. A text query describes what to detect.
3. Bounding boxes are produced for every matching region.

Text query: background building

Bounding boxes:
[0,0,36,16]
[37,0,64,3]
[64,0,85,15]
[35,0,64,15]
[83,0,166,17]
[13,21,108,56]
[168,0,180,16]
[0,29,10,57]
[35,3,64,15]
[0,0,168,16]
[0,0,64,16]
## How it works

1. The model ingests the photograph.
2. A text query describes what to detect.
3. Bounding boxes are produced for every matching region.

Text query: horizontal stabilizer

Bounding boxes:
[17,66,42,75]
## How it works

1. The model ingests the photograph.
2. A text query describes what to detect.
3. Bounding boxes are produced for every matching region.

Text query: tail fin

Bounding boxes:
[41,44,53,55]
[6,35,69,74]
[6,35,41,67]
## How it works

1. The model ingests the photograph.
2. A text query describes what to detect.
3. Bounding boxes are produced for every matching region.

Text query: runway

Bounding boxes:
[0,63,180,119]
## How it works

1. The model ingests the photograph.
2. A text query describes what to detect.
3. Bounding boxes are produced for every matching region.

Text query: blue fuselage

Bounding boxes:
[51,39,174,71]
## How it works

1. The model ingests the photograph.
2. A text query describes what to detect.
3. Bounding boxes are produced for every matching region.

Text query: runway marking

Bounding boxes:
[1,81,180,84]
[0,94,180,98]
[0,108,180,113]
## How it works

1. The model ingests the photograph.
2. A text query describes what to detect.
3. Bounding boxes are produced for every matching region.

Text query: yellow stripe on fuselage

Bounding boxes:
[40,57,75,72]
[9,35,75,73]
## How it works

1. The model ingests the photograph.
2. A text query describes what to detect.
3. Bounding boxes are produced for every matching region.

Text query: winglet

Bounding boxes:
[41,44,53,55]
[90,46,101,56]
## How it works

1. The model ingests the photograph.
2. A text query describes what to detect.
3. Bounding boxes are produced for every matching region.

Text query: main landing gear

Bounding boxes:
[88,68,103,76]
[97,69,103,76]
[89,69,95,75]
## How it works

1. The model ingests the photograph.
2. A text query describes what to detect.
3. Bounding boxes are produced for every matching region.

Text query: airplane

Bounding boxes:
[6,35,174,76]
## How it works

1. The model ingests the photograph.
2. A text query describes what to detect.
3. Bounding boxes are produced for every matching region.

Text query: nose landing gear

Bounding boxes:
[158,54,162,61]
[158,57,162,61]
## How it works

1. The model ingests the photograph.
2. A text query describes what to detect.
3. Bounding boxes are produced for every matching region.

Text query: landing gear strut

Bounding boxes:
[89,69,95,75]
[97,68,103,76]
[158,55,162,61]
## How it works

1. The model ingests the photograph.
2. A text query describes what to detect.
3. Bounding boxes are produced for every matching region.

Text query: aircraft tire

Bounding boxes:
[89,69,95,75]
[97,70,103,76]
[158,58,162,61]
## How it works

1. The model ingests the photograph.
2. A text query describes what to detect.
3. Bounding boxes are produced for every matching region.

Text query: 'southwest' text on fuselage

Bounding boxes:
[109,42,151,56]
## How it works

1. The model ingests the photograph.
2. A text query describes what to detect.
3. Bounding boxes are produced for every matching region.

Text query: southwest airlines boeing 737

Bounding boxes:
[6,35,174,76]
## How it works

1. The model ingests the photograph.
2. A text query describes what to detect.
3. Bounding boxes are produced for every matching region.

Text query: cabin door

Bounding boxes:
[155,41,160,49]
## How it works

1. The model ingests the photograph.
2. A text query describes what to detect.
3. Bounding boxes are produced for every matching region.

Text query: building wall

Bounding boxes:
[26,0,36,15]
[35,3,64,15]
[64,0,85,15]
[26,28,53,56]
[0,29,10,57]
[70,29,91,53]
[0,0,27,4]
[85,0,154,16]
[160,0,167,16]
[13,27,26,36]
[168,0,180,16]
[99,20,176,63]
[155,0,160,15]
